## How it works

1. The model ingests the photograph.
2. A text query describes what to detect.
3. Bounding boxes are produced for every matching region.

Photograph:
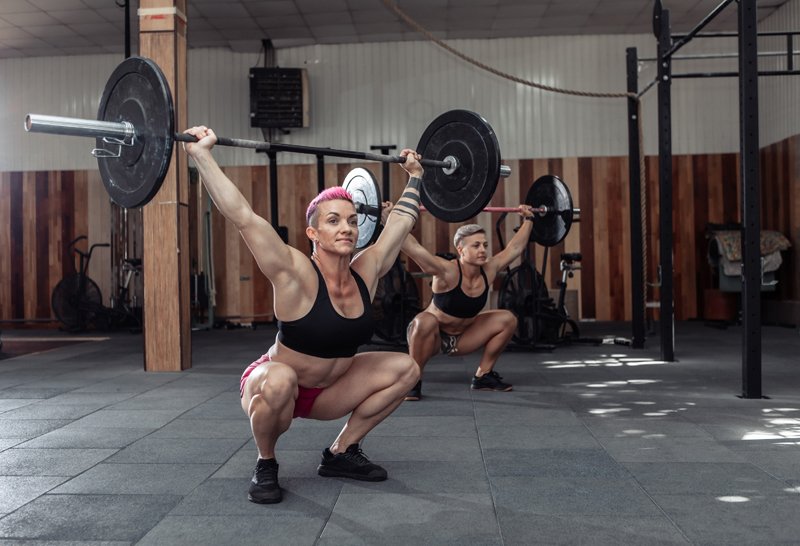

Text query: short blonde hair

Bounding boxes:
[453,224,485,249]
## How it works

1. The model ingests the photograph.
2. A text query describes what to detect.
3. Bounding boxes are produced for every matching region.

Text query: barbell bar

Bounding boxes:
[26,113,514,176]
[342,167,580,249]
[24,56,511,216]
[353,202,579,219]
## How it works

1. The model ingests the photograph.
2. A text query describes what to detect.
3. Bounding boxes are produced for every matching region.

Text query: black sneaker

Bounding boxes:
[471,370,513,392]
[248,458,282,504]
[317,443,387,481]
[404,380,422,401]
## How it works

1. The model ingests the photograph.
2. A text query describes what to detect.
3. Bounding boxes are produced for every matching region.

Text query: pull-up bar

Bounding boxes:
[672,30,800,39]
[664,0,736,59]
[640,50,800,62]
[671,70,800,79]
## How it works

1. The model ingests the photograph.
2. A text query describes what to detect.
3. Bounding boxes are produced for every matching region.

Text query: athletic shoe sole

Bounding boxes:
[248,491,282,504]
[317,467,387,481]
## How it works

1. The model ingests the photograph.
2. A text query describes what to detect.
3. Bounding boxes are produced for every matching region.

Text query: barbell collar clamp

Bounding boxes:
[442,155,458,175]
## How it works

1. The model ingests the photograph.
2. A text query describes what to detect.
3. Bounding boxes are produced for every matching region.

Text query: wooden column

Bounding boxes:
[140,0,191,371]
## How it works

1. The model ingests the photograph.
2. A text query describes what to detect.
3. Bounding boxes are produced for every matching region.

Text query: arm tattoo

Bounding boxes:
[391,207,417,222]
[401,191,420,203]
[395,200,420,215]
[407,177,421,191]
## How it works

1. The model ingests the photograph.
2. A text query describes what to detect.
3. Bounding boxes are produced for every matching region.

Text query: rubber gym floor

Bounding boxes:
[0,321,799,545]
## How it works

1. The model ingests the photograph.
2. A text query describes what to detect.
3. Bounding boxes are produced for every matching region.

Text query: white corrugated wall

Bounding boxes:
[1,23,796,172]
[0,55,121,172]
[760,0,800,146]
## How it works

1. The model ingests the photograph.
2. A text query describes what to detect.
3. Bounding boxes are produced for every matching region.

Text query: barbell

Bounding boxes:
[341,167,580,249]
[24,56,510,220]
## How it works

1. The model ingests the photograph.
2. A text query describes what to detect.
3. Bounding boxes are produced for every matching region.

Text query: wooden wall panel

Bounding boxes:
[499,159,522,273]
[250,165,272,320]
[214,166,247,321]
[87,170,112,306]
[607,157,627,321]
[561,157,583,319]
[593,158,612,321]
[2,135,798,326]
[9,173,24,319]
[0,174,12,319]
[692,155,711,315]
[617,158,632,321]
[35,172,49,318]
[238,167,255,321]
[0,170,107,323]
[674,155,695,319]
[47,172,62,316]
[792,135,800,298]
[22,172,37,319]
[209,184,227,320]
[577,157,596,319]
[761,136,799,301]
[644,155,660,315]
[59,171,75,277]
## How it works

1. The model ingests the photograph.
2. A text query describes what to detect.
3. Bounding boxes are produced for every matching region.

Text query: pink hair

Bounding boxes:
[306,186,354,226]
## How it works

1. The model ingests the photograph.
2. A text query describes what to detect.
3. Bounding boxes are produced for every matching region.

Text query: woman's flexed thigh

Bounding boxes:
[308,352,419,419]
[450,310,517,355]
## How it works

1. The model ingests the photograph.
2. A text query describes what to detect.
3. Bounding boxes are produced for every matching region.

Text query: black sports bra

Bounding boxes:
[432,260,489,319]
[277,260,374,358]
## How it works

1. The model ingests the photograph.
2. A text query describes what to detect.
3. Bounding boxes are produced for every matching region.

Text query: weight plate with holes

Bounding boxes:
[342,167,382,249]
[525,174,574,247]
[96,56,174,208]
[416,110,500,223]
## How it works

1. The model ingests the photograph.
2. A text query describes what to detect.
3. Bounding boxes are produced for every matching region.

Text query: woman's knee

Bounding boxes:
[500,310,518,331]
[400,354,421,385]
[385,353,420,386]
[254,363,297,405]
[407,312,439,341]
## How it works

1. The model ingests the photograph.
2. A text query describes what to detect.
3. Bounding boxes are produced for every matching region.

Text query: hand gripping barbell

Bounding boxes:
[341,167,580,249]
[24,56,510,221]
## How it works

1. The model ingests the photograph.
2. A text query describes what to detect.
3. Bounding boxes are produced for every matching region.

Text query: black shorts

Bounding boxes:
[440,332,460,355]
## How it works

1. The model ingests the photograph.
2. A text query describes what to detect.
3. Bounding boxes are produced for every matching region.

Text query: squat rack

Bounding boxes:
[626,0,799,398]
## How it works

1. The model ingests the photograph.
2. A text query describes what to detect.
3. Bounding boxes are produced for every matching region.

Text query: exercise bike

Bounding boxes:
[495,214,589,349]
[51,236,141,332]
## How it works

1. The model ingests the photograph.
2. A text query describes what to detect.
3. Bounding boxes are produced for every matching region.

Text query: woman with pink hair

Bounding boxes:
[183,126,423,505]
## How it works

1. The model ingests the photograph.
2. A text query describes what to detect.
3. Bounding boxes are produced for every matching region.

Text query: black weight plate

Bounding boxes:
[652,0,663,38]
[342,167,381,249]
[96,56,174,208]
[417,110,500,222]
[525,174,574,247]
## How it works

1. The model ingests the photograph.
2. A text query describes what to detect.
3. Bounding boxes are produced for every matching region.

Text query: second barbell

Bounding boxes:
[342,167,580,249]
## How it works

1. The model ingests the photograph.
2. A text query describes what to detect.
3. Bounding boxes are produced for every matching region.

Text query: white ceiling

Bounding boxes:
[0,0,792,59]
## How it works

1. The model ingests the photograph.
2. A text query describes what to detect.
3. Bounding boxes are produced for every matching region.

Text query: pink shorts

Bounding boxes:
[239,354,324,419]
